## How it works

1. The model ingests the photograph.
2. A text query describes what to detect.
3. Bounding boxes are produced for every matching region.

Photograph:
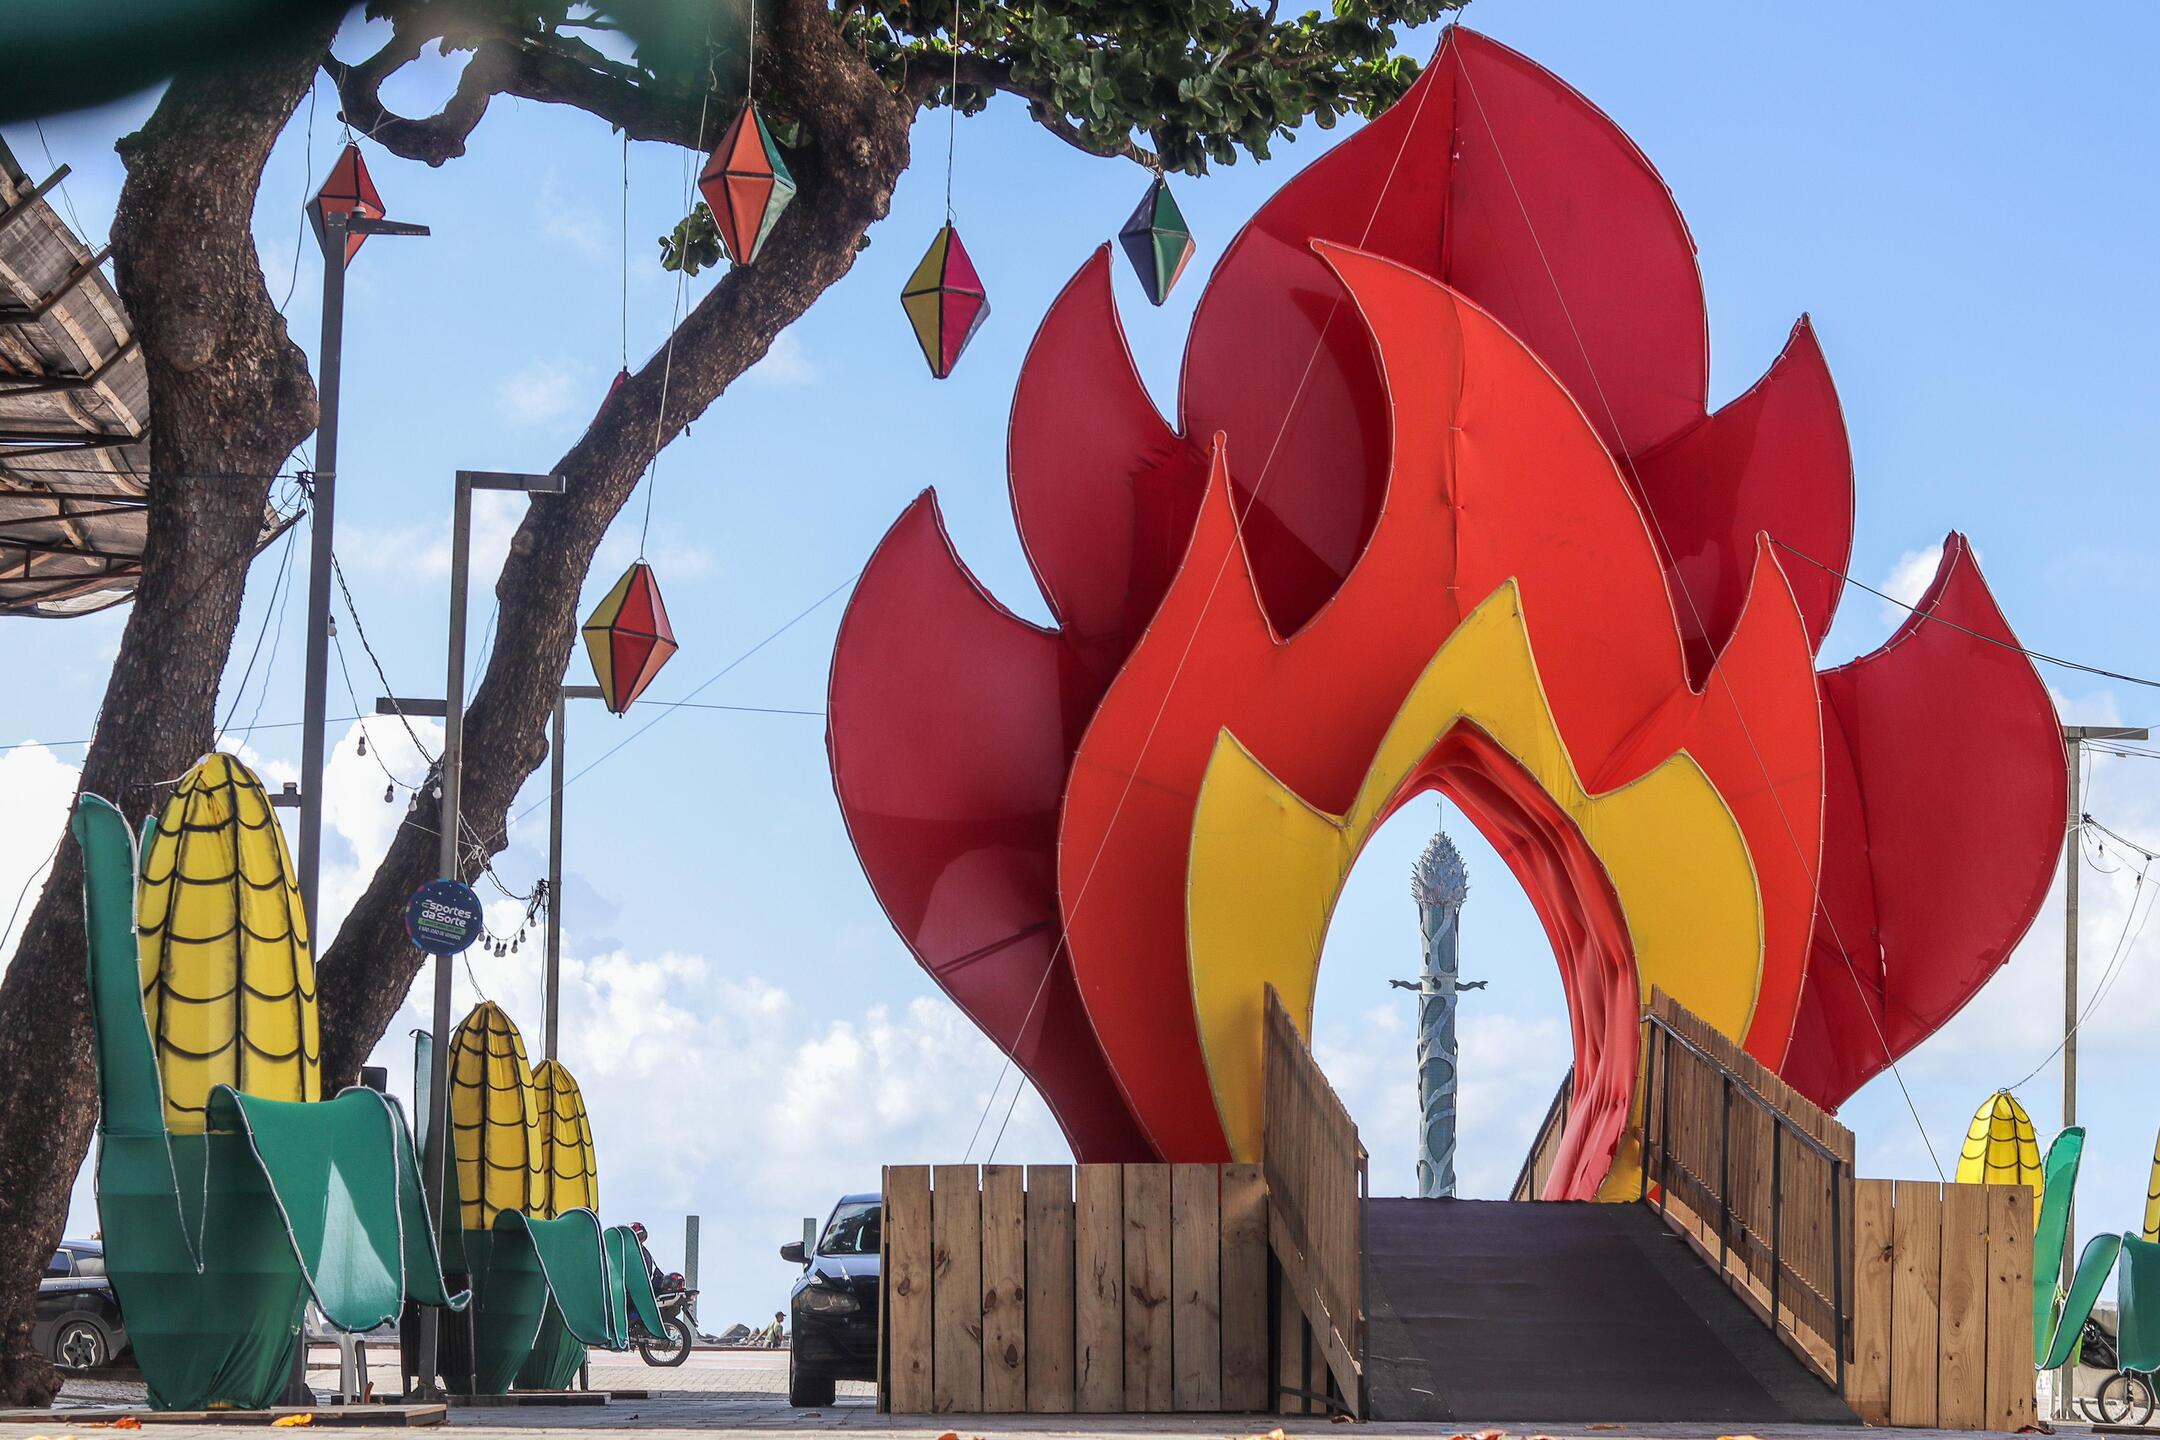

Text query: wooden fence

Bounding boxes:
[1261,985,1366,1417]
[880,1163,1270,1414]
[1848,1179,2035,1430]
[1641,989,1856,1386]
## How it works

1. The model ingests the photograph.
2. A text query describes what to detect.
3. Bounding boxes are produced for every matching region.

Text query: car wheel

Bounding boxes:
[53,1320,107,1372]
[788,1349,836,1408]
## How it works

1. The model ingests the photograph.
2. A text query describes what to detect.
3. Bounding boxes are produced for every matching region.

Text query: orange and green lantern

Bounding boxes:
[698,103,796,266]
[581,561,677,715]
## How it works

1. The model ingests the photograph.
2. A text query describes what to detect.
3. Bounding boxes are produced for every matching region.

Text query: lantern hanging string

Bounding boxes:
[945,0,960,222]
[634,3,721,559]
[620,129,630,371]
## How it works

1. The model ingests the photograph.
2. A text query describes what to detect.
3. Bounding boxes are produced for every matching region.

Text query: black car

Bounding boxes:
[781,1194,880,1406]
[35,1240,127,1371]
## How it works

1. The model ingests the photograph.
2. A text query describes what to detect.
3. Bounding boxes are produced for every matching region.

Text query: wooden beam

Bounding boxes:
[0,243,114,324]
[0,166,71,241]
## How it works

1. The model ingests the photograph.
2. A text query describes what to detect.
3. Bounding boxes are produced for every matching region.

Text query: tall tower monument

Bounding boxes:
[1395,823,1481,1198]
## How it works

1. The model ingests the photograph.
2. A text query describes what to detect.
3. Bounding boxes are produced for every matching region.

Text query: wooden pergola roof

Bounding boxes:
[0,137,292,617]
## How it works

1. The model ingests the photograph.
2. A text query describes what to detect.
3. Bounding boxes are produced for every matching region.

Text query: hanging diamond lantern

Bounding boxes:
[697,103,796,266]
[581,561,678,715]
[1119,176,1196,307]
[901,225,991,379]
[306,143,385,267]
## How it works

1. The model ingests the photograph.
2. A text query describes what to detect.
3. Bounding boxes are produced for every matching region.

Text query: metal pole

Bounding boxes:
[545,685,600,1065]
[295,208,347,929]
[2057,724,2147,1300]
[684,1215,700,1327]
[414,474,473,1397]
[546,691,565,1063]
[2063,731,2081,1298]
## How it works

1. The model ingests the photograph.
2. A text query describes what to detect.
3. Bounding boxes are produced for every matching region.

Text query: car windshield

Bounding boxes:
[44,1251,68,1278]
[817,1201,880,1257]
[72,1253,105,1277]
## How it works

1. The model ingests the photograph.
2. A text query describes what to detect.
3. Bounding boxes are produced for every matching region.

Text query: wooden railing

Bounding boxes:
[1639,989,1855,1390]
[1509,1067,1573,1201]
[1260,985,1366,1417]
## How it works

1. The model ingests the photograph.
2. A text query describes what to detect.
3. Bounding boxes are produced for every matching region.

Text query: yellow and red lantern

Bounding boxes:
[900,225,990,379]
[581,561,677,715]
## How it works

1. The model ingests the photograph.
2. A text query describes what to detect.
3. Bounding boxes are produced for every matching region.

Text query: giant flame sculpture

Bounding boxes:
[828,29,2065,1193]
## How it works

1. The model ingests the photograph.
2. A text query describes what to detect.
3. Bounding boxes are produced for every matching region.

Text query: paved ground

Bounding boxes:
[9,1352,2068,1439]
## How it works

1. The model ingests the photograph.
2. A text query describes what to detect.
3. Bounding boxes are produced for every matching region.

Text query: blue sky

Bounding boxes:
[5,1,2160,1331]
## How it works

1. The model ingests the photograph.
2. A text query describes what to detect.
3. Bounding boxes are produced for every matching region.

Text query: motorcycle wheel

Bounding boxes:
[638,1314,694,1368]
[2099,1371,2158,1426]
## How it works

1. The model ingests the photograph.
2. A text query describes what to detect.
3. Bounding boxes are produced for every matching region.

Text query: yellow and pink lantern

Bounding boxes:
[900,224,990,380]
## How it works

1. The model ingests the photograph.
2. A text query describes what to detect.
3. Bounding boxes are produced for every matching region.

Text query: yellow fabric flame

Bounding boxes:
[1186,584,1763,1176]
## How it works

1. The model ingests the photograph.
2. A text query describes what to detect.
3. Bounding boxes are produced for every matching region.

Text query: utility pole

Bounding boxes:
[2059,724,2146,1295]
[294,168,425,928]
[547,685,604,1062]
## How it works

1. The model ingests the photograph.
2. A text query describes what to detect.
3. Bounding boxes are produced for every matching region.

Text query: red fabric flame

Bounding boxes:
[1780,536,2066,1110]
[827,26,2065,1161]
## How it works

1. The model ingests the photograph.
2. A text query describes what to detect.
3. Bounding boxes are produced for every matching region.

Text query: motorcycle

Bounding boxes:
[630,1269,698,1368]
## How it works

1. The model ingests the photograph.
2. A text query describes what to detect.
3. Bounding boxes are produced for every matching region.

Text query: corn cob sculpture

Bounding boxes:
[429,1003,665,1393]
[73,754,465,1411]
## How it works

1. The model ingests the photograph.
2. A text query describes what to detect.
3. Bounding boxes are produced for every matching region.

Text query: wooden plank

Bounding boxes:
[1849,1178,1895,1426]
[1170,1163,1223,1411]
[1123,1162,1173,1412]
[1276,1269,1307,1416]
[980,1164,1027,1412]
[1889,1180,1944,1428]
[884,1165,935,1414]
[1074,1165,1124,1412]
[931,1163,983,1413]
[1220,1162,1269,1411]
[1985,1183,2037,1432]
[1937,1182,1990,1428]
[1024,1165,1075,1413]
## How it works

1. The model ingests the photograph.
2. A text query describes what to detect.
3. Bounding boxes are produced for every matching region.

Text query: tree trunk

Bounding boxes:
[314,3,912,1083]
[0,33,327,1405]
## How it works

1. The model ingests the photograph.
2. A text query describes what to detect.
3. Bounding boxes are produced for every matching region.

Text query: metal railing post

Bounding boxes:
[1718,1072,1732,1274]
[1831,1157,1848,1396]
[1769,1122,1783,1333]
[1656,1023,1672,1219]
[1638,1017,1653,1204]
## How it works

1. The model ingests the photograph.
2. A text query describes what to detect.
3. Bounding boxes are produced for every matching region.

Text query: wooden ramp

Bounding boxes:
[1363,1198,1857,1424]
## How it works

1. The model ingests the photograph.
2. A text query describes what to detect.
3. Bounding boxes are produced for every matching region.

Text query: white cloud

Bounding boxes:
[343,487,525,582]
[495,358,590,429]
[0,743,81,964]
[1879,543,1945,625]
[744,328,817,388]
[537,169,609,258]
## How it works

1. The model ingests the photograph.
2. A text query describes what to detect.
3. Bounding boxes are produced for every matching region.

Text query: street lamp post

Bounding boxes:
[407,469,563,1395]
[545,684,604,1062]
[295,197,427,931]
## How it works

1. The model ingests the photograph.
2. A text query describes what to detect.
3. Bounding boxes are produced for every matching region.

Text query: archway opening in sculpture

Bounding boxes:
[1308,725,1644,1202]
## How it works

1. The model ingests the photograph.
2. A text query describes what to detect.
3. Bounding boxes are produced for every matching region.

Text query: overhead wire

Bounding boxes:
[1774,541,2160,693]
[979,39,1452,1164]
[1448,40,1954,1176]
[213,523,299,747]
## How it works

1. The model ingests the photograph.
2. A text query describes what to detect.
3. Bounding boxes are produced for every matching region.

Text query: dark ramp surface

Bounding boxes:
[1365,1198,1856,1423]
